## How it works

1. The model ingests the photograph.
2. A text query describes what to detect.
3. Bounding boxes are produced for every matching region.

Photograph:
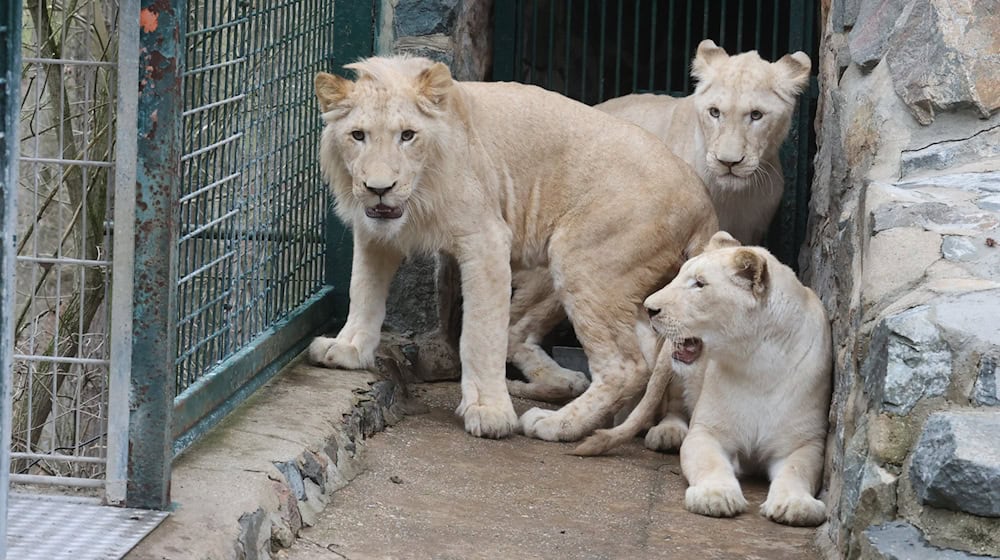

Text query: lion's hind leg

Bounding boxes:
[507,268,589,402]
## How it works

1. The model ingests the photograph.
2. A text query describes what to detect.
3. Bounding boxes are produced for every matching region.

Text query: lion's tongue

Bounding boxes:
[672,338,703,364]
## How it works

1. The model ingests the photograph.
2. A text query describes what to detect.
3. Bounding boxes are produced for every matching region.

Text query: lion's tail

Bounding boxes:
[573,343,676,456]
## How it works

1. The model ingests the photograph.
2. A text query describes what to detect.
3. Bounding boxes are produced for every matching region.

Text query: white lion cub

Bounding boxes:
[596,40,811,245]
[576,231,832,527]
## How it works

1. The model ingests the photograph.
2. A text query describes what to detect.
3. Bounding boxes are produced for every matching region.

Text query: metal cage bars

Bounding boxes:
[123,0,371,509]
[169,0,348,455]
[174,0,335,399]
[9,0,125,492]
[492,0,819,267]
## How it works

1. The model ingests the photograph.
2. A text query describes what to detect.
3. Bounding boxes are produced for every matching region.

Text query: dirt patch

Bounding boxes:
[283,382,820,560]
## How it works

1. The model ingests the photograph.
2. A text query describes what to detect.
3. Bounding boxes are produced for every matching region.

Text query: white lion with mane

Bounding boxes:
[309,56,717,441]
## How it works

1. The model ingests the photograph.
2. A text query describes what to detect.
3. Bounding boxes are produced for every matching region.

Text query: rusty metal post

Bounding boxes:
[1,0,24,548]
[129,0,185,510]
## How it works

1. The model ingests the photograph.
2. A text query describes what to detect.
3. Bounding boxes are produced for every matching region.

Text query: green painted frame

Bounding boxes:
[1,0,24,549]
[127,0,378,509]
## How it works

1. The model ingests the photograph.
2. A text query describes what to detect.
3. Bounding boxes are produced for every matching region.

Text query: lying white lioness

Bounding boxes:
[576,232,832,527]
[309,56,717,441]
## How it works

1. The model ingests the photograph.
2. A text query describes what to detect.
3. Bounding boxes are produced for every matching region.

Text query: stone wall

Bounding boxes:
[374,0,494,380]
[803,1,1000,558]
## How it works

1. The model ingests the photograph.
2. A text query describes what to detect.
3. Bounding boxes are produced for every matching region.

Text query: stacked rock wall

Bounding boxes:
[803,1,1000,557]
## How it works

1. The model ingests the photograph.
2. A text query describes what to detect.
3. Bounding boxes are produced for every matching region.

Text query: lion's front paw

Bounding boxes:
[760,492,826,526]
[685,482,748,518]
[457,400,519,439]
[644,418,688,452]
[308,336,368,370]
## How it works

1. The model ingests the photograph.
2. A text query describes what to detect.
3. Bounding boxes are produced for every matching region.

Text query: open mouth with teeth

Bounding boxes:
[672,337,703,364]
[365,203,403,220]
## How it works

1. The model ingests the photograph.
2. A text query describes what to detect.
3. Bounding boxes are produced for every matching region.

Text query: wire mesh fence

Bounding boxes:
[10,0,119,487]
[175,0,332,396]
[6,0,351,504]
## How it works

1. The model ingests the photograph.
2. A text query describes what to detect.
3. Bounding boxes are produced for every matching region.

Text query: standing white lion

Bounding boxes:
[309,56,717,441]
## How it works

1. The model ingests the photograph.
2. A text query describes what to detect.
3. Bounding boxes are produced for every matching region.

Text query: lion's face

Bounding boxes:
[643,231,768,361]
[314,58,453,239]
[690,40,811,191]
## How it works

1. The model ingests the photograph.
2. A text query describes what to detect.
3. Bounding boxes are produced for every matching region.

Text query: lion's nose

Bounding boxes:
[646,306,661,318]
[365,182,396,197]
[717,155,745,168]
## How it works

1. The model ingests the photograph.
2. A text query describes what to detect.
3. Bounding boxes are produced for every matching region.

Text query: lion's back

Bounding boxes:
[459,81,710,209]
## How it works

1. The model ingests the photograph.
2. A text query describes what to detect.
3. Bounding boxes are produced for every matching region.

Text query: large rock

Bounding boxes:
[861,227,941,311]
[884,0,1000,125]
[862,521,995,559]
[934,290,1000,350]
[394,0,461,37]
[833,0,863,31]
[385,255,442,335]
[896,170,1000,196]
[909,410,1000,517]
[871,202,998,237]
[452,0,493,80]
[901,126,1000,177]
[863,305,952,415]
[974,355,999,406]
[848,0,906,70]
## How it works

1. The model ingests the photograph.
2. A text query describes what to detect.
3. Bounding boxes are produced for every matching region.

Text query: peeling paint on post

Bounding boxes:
[1,0,24,549]
[130,0,185,510]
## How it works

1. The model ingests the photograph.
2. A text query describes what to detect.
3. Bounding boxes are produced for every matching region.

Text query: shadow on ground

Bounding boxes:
[282,382,820,560]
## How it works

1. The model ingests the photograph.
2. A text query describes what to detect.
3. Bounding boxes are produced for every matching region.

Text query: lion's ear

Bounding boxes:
[731,248,769,297]
[691,39,728,82]
[774,51,811,100]
[315,72,353,113]
[705,231,741,252]
[416,62,453,110]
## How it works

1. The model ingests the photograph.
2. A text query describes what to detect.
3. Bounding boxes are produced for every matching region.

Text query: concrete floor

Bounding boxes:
[281,383,821,560]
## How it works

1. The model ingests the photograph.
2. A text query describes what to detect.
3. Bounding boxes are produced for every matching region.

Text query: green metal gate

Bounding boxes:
[493,0,818,266]
[124,0,376,508]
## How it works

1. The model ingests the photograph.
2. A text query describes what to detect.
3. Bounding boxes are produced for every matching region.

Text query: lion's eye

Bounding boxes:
[750,110,764,121]
[350,130,365,141]
[708,107,720,118]
[400,129,415,142]
[693,277,707,289]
